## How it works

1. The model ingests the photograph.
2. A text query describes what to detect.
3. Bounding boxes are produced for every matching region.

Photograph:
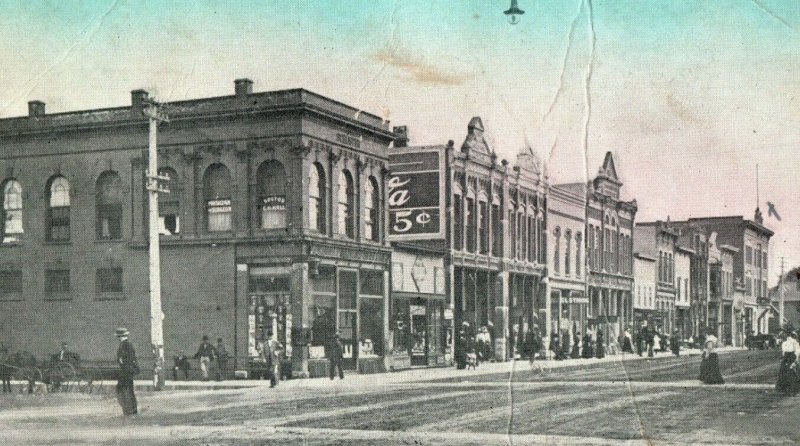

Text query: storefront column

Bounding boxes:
[291,262,310,378]
[495,271,509,362]
[543,277,552,340]
[383,269,391,370]
[234,263,249,372]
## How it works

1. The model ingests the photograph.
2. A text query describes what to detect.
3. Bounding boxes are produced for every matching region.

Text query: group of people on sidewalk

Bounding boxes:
[545,325,683,362]
[454,322,495,369]
[172,335,230,382]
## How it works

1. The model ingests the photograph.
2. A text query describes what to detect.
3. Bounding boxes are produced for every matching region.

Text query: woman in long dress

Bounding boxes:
[571,332,581,359]
[698,332,724,384]
[582,331,594,359]
[775,331,800,396]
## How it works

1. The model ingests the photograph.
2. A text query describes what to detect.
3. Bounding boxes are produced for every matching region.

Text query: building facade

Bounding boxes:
[547,183,587,352]
[0,81,396,378]
[709,241,739,345]
[633,253,657,325]
[584,153,637,344]
[674,245,693,338]
[635,221,679,333]
[389,118,548,362]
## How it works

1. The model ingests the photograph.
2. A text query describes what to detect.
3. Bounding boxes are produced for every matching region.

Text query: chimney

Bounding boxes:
[393,126,409,147]
[28,101,45,117]
[235,78,253,97]
[131,89,149,115]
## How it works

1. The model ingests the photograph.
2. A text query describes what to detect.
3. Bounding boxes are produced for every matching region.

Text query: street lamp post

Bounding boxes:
[143,100,170,390]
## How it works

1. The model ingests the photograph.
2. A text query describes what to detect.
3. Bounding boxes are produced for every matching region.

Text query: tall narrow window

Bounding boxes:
[491,196,501,257]
[587,226,594,269]
[454,190,463,250]
[576,232,582,276]
[2,179,23,242]
[158,168,179,235]
[364,176,380,242]
[508,208,515,258]
[478,195,488,254]
[338,170,355,238]
[565,230,572,275]
[537,216,546,264]
[256,160,287,230]
[47,176,70,241]
[465,193,475,252]
[96,171,123,240]
[309,163,326,233]
[203,164,232,232]
[527,213,535,261]
[553,227,561,273]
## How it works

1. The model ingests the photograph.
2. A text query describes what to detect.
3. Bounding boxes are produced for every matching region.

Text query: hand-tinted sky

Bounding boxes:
[1,0,798,282]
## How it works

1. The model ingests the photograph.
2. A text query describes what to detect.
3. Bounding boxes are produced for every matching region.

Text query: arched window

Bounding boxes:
[2,179,23,241]
[47,176,70,241]
[309,163,326,233]
[477,192,488,254]
[158,167,179,235]
[203,164,232,232]
[256,160,287,230]
[465,188,476,252]
[364,176,380,242]
[338,169,354,238]
[491,193,501,257]
[96,171,123,240]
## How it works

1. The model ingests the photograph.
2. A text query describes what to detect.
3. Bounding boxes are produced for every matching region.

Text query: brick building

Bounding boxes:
[389,119,548,362]
[634,221,679,333]
[0,80,396,378]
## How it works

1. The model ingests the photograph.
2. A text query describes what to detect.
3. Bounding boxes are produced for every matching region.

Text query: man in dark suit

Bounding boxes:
[115,327,139,416]
[328,332,345,380]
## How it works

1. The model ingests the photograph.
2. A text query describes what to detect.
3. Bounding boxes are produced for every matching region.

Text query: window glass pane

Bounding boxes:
[204,164,232,231]
[311,294,335,355]
[312,266,336,294]
[359,270,383,296]
[50,177,70,207]
[46,269,70,293]
[339,270,357,309]
[338,310,356,358]
[0,270,22,294]
[207,199,232,232]
[248,276,291,293]
[257,161,287,229]
[97,268,123,293]
[360,298,383,357]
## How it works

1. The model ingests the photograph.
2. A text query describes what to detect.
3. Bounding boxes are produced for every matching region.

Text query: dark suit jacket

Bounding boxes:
[117,340,139,378]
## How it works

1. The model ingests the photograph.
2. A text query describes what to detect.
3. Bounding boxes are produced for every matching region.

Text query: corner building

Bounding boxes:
[0,80,395,378]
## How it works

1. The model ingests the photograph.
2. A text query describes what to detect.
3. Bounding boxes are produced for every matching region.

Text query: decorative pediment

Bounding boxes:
[461,117,491,155]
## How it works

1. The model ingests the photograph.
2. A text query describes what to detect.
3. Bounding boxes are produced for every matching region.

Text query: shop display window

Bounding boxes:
[310,294,335,359]
[359,297,383,357]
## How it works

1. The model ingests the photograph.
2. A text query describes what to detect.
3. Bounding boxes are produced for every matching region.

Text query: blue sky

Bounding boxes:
[1,0,798,281]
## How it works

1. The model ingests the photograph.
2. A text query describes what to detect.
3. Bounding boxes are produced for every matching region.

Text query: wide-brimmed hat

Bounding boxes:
[115,327,129,337]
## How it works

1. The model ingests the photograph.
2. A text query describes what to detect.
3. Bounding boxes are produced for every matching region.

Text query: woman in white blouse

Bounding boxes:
[776,330,800,396]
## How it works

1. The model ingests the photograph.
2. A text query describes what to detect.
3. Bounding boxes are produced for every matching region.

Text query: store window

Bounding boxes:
[248,275,291,360]
[96,171,123,240]
[158,168,179,235]
[360,297,383,357]
[310,266,336,359]
[360,270,383,296]
[256,160,287,230]
[2,179,23,242]
[203,164,232,232]
[338,270,358,361]
[309,162,327,234]
[337,170,355,238]
[47,176,71,242]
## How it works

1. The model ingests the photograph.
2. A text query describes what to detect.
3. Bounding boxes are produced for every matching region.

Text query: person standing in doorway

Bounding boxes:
[194,335,216,381]
[115,328,139,416]
[328,332,345,380]
[215,338,229,381]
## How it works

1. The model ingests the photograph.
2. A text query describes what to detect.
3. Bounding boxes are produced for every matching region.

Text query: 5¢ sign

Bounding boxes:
[387,148,445,240]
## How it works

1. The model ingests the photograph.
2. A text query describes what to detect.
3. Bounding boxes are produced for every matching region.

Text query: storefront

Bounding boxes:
[550,289,587,355]
[388,249,448,370]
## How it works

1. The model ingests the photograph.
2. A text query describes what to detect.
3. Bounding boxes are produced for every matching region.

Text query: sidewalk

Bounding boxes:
[115,346,746,392]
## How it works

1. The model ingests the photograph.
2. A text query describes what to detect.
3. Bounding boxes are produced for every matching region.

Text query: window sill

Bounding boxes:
[95,293,125,301]
[43,240,72,246]
[1,240,23,247]
[95,238,125,243]
[43,294,72,301]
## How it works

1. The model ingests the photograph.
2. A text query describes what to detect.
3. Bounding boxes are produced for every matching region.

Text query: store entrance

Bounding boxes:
[410,305,428,366]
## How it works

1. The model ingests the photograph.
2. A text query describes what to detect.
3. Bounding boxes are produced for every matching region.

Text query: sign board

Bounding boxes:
[387,147,446,240]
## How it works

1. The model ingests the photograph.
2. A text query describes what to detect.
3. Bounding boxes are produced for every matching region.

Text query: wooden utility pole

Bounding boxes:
[779,257,785,328]
[143,100,170,390]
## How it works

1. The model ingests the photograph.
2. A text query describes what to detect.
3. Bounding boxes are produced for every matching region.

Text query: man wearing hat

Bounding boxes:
[193,335,216,381]
[327,331,344,380]
[115,327,139,416]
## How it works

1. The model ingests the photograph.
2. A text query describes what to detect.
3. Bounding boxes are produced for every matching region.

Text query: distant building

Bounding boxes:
[633,253,657,326]
[635,220,679,333]
[674,245,693,338]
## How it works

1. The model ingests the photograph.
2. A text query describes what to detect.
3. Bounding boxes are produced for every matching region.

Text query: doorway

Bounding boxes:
[410,305,428,366]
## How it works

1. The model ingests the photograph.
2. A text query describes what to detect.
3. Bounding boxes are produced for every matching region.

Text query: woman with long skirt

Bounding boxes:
[582,331,594,359]
[775,331,800,396]
[571,332,581,359]
[698,332,724,384]
[595,331,605,359]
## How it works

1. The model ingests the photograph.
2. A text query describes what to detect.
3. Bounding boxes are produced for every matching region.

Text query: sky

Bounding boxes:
[0,0,798,283]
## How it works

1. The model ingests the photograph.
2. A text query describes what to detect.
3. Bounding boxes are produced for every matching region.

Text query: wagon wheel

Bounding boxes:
[47,362,76,392]
[78,366,103,394]
[15,367,42,394]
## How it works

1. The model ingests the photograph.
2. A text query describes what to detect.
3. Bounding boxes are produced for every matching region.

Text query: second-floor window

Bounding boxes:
[47,176,70,242]
[465,194,475,252]
[2,179,23,242]
[337,170,355,238]
[553,227,561,273]
[576,232,582,276]
[364,176,380,242]
[478,197,488,254]
[564,230,572,275]
[491,199,501,256]
[309,163,326,233]
[96,171,123,240]
[204,163,232,232]
[256,160,287,230]
[454,191,463,250]
[158,168,179,235]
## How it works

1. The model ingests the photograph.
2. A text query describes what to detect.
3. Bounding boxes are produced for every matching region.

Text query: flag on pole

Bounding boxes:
[767,202,781,221]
